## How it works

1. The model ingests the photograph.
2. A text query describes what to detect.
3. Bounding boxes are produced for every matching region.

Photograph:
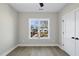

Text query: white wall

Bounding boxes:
[0,4,18,55]
[19,12,59,46]
[60,3,79,16]
[59,3,79,48]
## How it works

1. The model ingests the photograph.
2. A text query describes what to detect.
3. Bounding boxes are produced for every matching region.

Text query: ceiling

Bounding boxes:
[9,3,66,12]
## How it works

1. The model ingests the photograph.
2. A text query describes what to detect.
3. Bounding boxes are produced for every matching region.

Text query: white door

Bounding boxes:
[63,11,75,56]
[75,10,79,56]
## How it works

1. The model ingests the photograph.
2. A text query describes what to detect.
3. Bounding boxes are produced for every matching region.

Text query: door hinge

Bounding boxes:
[63,44,64,46]
[62,20,64,22]
[63,32,64,34]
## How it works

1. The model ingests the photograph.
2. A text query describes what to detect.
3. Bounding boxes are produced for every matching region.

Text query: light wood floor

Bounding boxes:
[7,46,69,56]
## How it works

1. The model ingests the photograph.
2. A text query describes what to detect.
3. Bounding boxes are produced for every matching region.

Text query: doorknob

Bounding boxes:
[75,37,79,40]
[72,37,75,39]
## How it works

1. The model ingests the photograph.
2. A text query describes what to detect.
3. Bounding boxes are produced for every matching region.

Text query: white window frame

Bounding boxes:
[29,18,50,39]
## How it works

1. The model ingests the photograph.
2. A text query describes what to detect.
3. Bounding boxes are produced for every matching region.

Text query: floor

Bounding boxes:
[7,46,69,56]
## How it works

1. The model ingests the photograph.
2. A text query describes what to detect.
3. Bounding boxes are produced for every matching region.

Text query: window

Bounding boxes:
[29,18,50,39]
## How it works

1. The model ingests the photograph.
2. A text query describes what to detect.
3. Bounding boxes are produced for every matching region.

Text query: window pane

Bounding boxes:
[40,21,48,38]
[31,20,39,38]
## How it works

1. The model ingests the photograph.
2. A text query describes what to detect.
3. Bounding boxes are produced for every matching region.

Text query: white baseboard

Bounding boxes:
[0,44,60,56]
[57,45,70,56]
[1,45,18,56]
[57,45,64,50]
[17,44,59,46]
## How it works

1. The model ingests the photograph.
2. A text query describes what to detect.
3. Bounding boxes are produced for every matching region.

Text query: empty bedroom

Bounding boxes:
[0,3,79,56]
